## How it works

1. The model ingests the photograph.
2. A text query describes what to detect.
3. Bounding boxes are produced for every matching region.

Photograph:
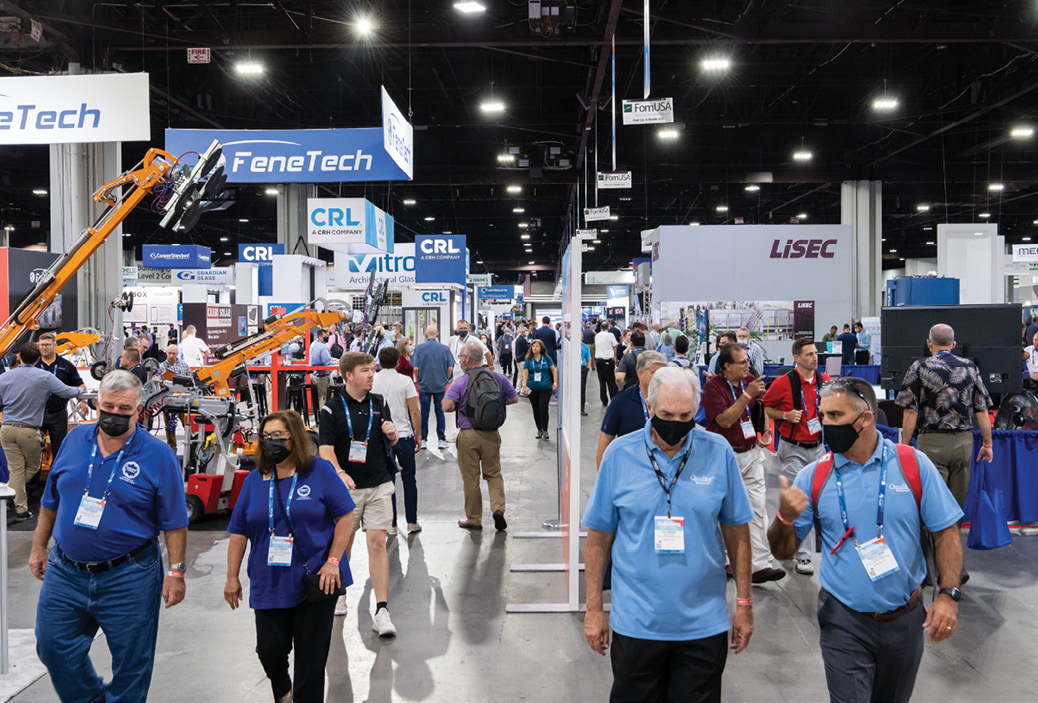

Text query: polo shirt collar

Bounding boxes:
[641,422,694,465]
[832,429,884,472]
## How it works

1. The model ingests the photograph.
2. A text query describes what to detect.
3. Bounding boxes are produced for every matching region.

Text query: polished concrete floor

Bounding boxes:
[4,390,1038,702]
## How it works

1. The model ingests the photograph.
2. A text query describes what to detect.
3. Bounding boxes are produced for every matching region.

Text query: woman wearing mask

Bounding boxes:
[479,334,496,368]
[396,337,415,379]
[225,410,355,703]
[521,339,557,440]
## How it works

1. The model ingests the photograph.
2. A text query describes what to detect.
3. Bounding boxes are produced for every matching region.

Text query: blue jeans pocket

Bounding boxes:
[130,545,160,571]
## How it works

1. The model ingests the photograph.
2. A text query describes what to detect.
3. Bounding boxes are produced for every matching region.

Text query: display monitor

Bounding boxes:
[880,304,1022,395]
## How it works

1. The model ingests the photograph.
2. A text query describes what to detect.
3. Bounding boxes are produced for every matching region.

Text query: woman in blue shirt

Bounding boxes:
[521,339,557,440]
[225,410,355,703]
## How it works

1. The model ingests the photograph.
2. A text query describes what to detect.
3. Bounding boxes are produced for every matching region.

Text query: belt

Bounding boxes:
[782,436,821,448]
[57,540,156,574]
[918,428,970,435]
[732,444,755,454]
[3,422,40,430]
[863,587,921,622]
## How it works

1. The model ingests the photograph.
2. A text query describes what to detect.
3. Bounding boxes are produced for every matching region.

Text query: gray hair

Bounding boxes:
[648,366,701,413]
[460,341,485,364]
[929,323,955,346]
[99,369,143,404]
[662,334,673,346]
[636,350,668,372]
[737,326,751,336]
[819,377,877,417]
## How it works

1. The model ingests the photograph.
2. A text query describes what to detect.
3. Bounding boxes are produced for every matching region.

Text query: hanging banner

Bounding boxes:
[576,229,597,240]
[332,243,416,288]
[643,0,651,98]
[597,171,632,189]
[611,34,617,172]
[239,243,285,296]
[1012,244,1038,263]
[381,87,414,180]
[415,235,468,285]
[478,285,516,302]
[142,245,211,269]
[306,198,394,253]
[622,98,674,125]
[584,206,611,222]
[173,268,235,287]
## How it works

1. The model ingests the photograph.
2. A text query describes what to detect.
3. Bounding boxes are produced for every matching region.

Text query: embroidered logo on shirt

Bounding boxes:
[887,482,912,493]
[296,485,312,500]
[120,461,141,482]
[689,474,714,486]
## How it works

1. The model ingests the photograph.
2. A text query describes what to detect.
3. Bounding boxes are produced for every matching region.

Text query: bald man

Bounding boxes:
[410,325,456,450]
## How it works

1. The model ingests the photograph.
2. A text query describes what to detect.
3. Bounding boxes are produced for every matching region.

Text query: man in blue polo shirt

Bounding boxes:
[768,376,963,703]
[583,367,754,702]
[28,370,189,703]
[596,351,667,468]
[410,324,455,451]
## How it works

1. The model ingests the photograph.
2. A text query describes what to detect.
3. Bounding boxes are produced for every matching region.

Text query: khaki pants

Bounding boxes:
[917,431,973,508]
[456,428,505,523]
[312,374,331,412]
[2,425,44,514]
[734,446,773,571]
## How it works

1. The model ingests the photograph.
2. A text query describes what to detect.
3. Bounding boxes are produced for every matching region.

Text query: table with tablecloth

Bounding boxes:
[762,363,881,385]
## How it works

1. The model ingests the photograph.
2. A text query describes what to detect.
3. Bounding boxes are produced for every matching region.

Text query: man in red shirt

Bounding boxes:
[702,343,785,583]
[761,338,830,575]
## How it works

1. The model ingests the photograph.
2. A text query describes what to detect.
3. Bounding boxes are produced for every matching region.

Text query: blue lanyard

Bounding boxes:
[85,430,135,501]
[800,382,819,419]
[638,392,649,421]
[832,445,889,547]
[268,472,299,536]
[727,379,749,420]
[936,350,952,356]
[342,396,374,443]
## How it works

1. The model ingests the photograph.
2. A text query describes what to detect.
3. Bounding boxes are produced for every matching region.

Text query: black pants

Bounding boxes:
[596,359,619,405]
[817,589,925,703]
[254,598,337,703]
[610,631,728,703]
[41,408,69,459]
[581,365,589,409]
[529,388,552,432]
[499,351,513,375]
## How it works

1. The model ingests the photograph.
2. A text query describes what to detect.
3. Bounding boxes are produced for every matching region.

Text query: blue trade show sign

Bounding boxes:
[164,128,411,183]
[479,285,515,301]
[142,245,211,269]
[239,243,284,296]
[415,234,467,285]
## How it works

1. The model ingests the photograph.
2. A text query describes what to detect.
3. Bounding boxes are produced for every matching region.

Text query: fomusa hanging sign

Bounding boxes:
[622,98,674,125]
[584,206,611,222]
[597,171,632,189]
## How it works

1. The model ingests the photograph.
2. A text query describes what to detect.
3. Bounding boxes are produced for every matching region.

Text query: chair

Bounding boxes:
[824,356,843,377]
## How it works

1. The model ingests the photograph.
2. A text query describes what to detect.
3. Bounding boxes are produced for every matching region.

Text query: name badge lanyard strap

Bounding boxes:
[833,445,889,551]
[639,392,649,421]
[727,379,748,421]
[645,441,693,519]
[342,396,374,444]
[268,472,299,536]
[801,385,820,420]
[85,430,134,502]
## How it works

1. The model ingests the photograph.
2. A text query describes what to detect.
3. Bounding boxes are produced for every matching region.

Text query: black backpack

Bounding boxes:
[465,367,507,430]
[329,334,344,359]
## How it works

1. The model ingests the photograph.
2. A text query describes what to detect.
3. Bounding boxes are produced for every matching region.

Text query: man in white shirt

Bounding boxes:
[1025,332,1038,382]
[593,320,619,405]
[178,325,210,367]
[372,346,423,535]
[447,320,491,382]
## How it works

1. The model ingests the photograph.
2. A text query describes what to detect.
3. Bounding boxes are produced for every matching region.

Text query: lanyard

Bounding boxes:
[644,438,694,518]
[800,382,819,419]
[727,379,749,420]
[342,396,374,443]
[832,444,889,548]
[268,472,299,536]
[85,430,135,501]
[935,350,952,356]
[638,392,649,421]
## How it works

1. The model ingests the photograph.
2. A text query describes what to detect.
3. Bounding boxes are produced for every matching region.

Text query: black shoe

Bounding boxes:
[10,510,33,524]
[493,511,508,531]
[581,410,588,416]
[725,565,734,580]
[751,567,787,584]
[960,569,970,586]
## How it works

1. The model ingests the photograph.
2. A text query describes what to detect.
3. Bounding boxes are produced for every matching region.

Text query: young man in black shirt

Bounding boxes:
[36,332,86,458]
[319,352,400,636]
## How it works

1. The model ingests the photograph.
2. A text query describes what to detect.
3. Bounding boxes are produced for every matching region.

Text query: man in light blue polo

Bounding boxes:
[768,376,964,703]
[411,324,455,450]
[583,367,754,703]
[309,327,335,418]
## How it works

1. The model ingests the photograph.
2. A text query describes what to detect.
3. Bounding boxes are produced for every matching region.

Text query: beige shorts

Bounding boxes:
[349,481,395,532]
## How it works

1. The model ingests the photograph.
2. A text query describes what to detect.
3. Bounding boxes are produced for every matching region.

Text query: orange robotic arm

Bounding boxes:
[54,332,101,357]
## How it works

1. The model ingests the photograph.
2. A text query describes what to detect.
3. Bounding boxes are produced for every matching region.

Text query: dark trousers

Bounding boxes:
[581,365,589,409]
[596,359,618,405]
[41,408,69,460]
[817,589,926,703]
[254,598,337,703]
[391,436,418,525]
[610,631,728,703]
[529,388,552,432]
[499,351,513,375]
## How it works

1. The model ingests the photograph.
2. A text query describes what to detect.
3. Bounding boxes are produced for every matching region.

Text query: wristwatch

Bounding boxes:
[938,587,962,602]
[170,562,186,573]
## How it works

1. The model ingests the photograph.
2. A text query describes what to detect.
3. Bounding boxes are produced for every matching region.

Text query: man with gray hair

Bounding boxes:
[597,351,668,468]
[735,327,765,376]
[29,370,189,702]
[443,342,518,530]
[584,366,754,701]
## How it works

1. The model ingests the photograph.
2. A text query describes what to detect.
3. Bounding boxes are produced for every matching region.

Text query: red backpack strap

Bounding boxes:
[811,452,835,508]
[894,444,922,509]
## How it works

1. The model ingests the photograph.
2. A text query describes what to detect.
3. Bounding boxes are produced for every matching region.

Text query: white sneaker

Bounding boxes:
[334,595,348,616]
[372,608,397,637]
[437,440,448,450]
[795,557,814,575]
[407,522,422,534]
[386,526,398,536]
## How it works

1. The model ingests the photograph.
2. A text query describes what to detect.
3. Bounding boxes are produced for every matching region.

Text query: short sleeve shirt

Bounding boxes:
[39,356,84,413]
[371,368,418,438]
[601,385,650,439]
[616,348,645,389]
[410,339,455,394]
[894,352,991,431]
[444,370,518,430]
[594,331,617,359]
[761,371,831,442]
[318,393,393,488]
[523,355,555,391]
[702,374,760,449]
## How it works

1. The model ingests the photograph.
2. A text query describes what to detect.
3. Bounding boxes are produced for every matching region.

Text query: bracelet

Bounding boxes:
[736,598,753,606]
[982,443,993,448]
[327,557,340,566]
[775,509,793,526]
[168,570,184,578]
[742,392,753,401]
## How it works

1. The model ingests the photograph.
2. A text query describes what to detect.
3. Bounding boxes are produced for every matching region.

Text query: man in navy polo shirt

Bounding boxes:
[29,370,188,703]
[583,367,754,702]
[596,351,667,469]
[768,377,964,703]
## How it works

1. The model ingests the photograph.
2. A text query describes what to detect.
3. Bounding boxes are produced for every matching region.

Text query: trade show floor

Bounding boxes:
[5,398,1038,702]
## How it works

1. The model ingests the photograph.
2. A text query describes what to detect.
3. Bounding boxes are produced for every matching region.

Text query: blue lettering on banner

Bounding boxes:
[415,235,467,285]
[239,243,284,296]
[164,128,411,184]
[142,245,211,269]
[421,291,447,303]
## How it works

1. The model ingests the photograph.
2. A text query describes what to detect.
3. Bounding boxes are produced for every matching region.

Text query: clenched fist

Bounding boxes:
[777,475,809,524]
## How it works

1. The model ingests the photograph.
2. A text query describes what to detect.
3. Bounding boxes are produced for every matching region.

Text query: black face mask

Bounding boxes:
[98,409,133,437]
[261,438,292,465]
[822,413,864,454]
[456,330,468,339]
[651,415,696,447]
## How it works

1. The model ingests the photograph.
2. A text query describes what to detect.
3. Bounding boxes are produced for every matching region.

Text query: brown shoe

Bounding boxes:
[457,520,483,531]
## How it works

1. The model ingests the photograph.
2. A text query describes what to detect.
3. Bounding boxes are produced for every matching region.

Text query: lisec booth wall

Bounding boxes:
[646,224,854,362]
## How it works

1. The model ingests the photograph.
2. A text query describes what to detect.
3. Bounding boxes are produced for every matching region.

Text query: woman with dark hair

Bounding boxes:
[521,339,557,440]
[225,410,355,703]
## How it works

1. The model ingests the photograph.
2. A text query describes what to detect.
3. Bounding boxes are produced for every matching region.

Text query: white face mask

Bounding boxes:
[738,338,749,346]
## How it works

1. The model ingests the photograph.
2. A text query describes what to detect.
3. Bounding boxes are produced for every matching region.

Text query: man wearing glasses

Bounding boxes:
[769,376,964,703]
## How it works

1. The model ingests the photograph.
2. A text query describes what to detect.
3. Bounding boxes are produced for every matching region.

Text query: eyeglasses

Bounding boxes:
[261,431,289,440]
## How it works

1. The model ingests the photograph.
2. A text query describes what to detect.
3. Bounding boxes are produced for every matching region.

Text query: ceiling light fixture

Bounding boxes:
[453,1,486,13]
[481,101,505,114]
[700,57,731,72]
[916,204,930,212]
[32,188,48,196]
[1011,126,1034,139]
[219,236,228,242]
[520,234,530,240]
[978,213,991,219]
[988,183,1004,192]
[792,150,813,161]
[355,17,374,35]
[497,153,515,163]
[512,207,525,213]
[657,128,679,140]
[610,215,618,221]
[506,185,522,193]
[239,218,249,223]
[518,223,529,229]
[528,261,536,265]
[716,205,728,213]
[235,61,264,76]
[402,199,416,205]
[796,213,808,219]
[744,185,760,192]
[1024,237,1033,242]
[890,249,898,253]
[264,187,279,196]
[424,216,435,221]
[926,241,935,245]
[872,97,899,111]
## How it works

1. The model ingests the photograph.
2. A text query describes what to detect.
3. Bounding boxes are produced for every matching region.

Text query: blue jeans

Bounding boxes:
[36,542,164,703]
[391,436,418,525]
[419,391,446,442]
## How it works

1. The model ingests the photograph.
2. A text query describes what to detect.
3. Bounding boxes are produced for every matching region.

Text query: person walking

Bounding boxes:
[410,325,455,451]
[521,339,557,440]
[225,410,355,703]
[615,330,646,390]
[308,328,335,415]
[1,342,85,522]
[497,326,515,377]
[372,347,422,535]
[395,337,415,379]
[532,316,559,364]
[513,325,531,389]
[29,370,188,702]
[768,377,965,703]
[580,338,591,416]
[596,351,668,468]
[594,320,619,405]
[36,332,86,459]
[669,335,692,367]
[443,342,519,530]
[447,320,491,379]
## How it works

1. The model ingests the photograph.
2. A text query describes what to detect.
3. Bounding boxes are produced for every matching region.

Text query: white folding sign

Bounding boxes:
[584,206,611,222]
[597,171,633,189]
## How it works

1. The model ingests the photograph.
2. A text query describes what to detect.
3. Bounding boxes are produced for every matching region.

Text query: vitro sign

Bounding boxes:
[621,97,674,125]
[597,171,633,189]
[769,239,838,259]
[332,243,416,287]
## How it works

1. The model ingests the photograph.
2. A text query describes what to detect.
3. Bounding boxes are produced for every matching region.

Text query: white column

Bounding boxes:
[840,180,883,318]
